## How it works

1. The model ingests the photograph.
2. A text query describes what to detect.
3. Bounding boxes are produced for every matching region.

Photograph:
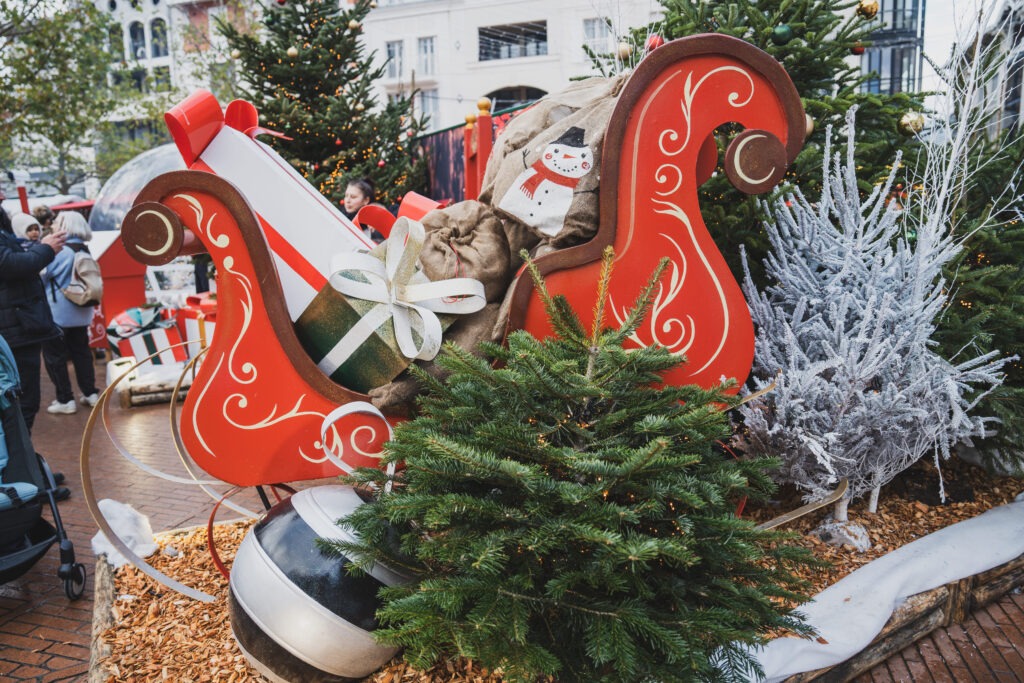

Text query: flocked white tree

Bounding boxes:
[738,107,1010,522]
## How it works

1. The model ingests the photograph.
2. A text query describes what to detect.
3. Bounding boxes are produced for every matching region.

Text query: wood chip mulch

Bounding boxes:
[96,457,1023,682]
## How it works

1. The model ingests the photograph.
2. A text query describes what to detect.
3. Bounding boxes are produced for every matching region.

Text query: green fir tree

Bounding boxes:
[218,0,427,206]
[607,0,923,284]
[933,129,1024,471]
[334,249,818,683]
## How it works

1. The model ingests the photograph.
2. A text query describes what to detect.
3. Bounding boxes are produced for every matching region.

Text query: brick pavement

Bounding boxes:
[0,354,1021,682]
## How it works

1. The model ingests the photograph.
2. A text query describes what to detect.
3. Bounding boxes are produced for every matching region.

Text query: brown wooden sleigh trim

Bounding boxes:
[783,551,1024,682]
[120,169,369,407]
[502,33,806,337]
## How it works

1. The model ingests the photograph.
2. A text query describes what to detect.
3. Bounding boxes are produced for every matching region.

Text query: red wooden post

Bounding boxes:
[463,112,478,200]
[474,97,493,195]
[463,97,494,201]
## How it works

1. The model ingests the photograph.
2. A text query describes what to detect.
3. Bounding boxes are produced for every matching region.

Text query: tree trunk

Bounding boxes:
[868,485,881,513]
[833,495,850,522]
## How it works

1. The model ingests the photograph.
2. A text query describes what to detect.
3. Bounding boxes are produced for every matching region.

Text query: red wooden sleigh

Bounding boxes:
[117,34,805,489]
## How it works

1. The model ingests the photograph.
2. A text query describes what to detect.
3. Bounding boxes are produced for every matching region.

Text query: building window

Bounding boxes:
[108,24,124,61]
[417,88,439,127]
[862,45,916,94]
[151,19,168,58]
[486,85,546,112]
[131,65,147,92]
[583,18,613,57]
[417,36,436,76]
[479,22,548,61]
[129,22,146,60]
[152,65,171,92]
[880,0,920,32]
[386,40,404,79]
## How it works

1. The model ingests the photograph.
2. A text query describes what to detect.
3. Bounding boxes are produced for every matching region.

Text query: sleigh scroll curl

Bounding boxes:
[122,172,389,486]
[506,34,805,391]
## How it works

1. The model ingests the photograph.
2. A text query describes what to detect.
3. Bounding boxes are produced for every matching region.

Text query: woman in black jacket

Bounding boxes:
[0,203,66,431]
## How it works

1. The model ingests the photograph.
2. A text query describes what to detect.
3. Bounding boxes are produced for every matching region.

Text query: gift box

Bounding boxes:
[294,218,486,393]
[181,309,217,358]
[116,324,188,366]
[177,293,218,358]
[165,91,373,319]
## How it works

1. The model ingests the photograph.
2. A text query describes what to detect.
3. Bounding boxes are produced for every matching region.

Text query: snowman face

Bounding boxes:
[541,141,593,179]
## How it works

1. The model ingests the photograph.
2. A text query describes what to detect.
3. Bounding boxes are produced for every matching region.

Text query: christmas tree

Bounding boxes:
[334,250,818,683]
[739,109,1009,520]
[608,0,923,284]
[217,0,427,206]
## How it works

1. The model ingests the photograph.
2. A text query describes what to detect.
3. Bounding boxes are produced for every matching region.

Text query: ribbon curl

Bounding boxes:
[318,218,486,374]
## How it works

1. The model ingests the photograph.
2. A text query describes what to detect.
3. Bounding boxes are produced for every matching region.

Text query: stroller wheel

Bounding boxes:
[64,563,86,600]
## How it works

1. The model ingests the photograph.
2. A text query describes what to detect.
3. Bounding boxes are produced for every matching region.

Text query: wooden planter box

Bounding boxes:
[784,552,1024,682]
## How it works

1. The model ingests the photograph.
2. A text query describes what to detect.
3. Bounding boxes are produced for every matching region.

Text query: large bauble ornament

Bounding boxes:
[851,41,865,55]
[229,486,411,682]
[771,24,795,45]
[617,41,633,59]
[899,110,925,136]
[286,46,298,59]
[857,0,879,19]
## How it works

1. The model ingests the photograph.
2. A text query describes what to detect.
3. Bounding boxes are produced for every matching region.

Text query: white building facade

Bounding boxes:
[361,0,664,131]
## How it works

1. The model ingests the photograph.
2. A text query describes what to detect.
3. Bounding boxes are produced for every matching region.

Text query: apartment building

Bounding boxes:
[361,0,662,130]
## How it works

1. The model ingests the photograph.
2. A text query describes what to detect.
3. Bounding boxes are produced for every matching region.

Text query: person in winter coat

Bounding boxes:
[0,197,67,431]
[41,212,101,415]
[11,212,42,246]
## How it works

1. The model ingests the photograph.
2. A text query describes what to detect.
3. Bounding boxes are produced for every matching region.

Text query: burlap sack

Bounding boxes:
[369,303,502,417]
[480,75,626,250]
[418,200,513,303]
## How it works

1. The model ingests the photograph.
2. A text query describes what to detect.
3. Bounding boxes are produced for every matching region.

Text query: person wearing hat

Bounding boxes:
[10,212,42,247]
[0,191,67,432]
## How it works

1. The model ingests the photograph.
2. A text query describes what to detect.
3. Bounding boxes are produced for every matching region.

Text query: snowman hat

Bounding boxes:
[551,126,586,148]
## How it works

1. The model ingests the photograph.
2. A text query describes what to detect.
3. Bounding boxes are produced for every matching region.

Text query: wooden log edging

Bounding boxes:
[783,551,1024,682]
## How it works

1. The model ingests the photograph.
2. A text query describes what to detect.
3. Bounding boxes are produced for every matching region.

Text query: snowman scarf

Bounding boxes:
[518,159,582,199]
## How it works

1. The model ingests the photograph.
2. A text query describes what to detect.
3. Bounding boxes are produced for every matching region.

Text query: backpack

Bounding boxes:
[62,249,103,307]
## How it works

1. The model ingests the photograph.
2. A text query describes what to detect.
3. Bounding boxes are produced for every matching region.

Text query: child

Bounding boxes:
[341,178,384,243]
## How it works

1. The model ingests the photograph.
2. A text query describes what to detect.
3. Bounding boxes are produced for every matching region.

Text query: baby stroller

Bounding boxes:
[0,335,86,600]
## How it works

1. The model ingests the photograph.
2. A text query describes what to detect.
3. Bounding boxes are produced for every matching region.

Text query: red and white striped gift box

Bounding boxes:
[117,326,188,366]
[166,92,374,321]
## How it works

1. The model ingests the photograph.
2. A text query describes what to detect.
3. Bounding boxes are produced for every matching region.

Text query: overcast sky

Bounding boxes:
[920,0,1006,91]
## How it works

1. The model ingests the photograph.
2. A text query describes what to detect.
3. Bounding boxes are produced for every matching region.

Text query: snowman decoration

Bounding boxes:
[499,126,593,238]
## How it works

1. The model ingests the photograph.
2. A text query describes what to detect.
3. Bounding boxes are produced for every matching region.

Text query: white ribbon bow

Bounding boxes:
[317,217,486,376]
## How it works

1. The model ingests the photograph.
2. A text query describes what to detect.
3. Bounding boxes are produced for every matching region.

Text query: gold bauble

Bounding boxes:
[354,102,365,111]
[899,111,925,136]
[348,19,361,30]
[286,46,299,58]
[230,48,241,60]
[617,42,633,59]
[805,113,814,138]
[856,0,879,19]
[369,0,377,6]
